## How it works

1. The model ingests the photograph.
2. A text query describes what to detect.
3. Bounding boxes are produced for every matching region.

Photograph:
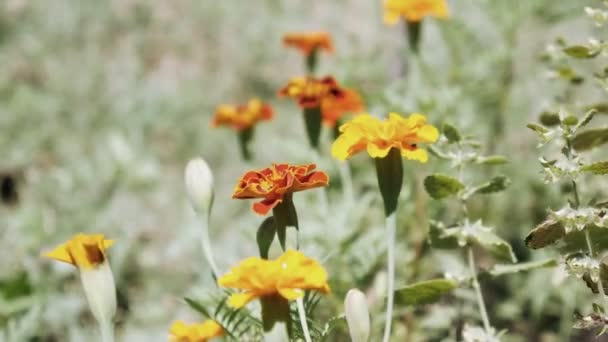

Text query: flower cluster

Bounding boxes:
[232,163,329,215]
[332,112,439,161]
[283,32,333,56]
[278,76,345,108]
[212,98,273,131]
[218,249,331,308]
[383,0,449,24]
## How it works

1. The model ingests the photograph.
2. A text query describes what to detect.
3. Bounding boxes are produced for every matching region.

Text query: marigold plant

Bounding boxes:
[44,233,114,270]
[232,163,329,215]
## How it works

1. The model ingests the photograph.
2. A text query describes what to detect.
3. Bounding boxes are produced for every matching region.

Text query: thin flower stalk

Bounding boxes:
[468,247,492,333]
[297,297,313,342]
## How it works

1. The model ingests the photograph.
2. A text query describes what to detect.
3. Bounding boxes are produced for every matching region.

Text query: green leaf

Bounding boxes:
[424,174,464,199]
[472,229,517,263]
[0,272,33,300]
[572,128,608,151]
[563,45,600,59]
[442,123,461,143]
[475,155,508,165]
[488,258,557,277]
[575,109,597,130]
[558,225,608,254]
[581,162,608,175]
[256,217,276,259]
[428,220,459,249]
[539,111,561,126]
[562,115,579,126]
[375,148,403,216]
[185,297,212,318]
[427,145,450,159]
[395,279,457,306]
[463,175,511,199]
[525,219,566,249]
[527,123,548,134]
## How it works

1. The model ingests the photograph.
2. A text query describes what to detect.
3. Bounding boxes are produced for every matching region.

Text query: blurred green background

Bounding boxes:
[2,0,608,341]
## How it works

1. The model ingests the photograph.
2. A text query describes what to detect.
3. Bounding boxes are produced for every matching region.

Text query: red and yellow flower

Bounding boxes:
[283,32,334,56]
[169,320,224,342]
[232,163,329,215]
[44,233,114,270]
[211,98,273,131]
[278,76,345,109]
[383,0,449,24]
[321,88,365,127]
[331,113,439,162]
[218,249,331,308]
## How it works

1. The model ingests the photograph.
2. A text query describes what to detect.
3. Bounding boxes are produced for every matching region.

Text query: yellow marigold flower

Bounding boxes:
[169,320,224,342]
[218,250,331,308]
[283,32,333,55]
[331,113,439,162]
[211,98,273,131]
[44,233,114,270]
[321,88,365,127]
[384,0,449,24]
[232,163,329,215]
[278,76,345,109]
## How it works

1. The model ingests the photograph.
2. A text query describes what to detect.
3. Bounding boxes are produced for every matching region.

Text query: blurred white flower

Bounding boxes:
[184,157,214,214]
[344,289,370,342]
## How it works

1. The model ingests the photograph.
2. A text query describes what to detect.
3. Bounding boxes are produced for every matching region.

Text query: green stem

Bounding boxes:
[297,297,312,342]
[382,212,397,342]
[571,180,580,209]
[468,247,491,333]
[312,150,329,217]
[238,128,253,161]
[585,230,608,312]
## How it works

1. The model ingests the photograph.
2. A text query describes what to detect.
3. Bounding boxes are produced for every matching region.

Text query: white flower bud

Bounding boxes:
[344,289,370,342]
[79,261,117,338]
[185,158,214,214]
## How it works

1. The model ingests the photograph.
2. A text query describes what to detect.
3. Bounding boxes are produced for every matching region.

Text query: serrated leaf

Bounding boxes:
[256,217,276,259]
[539,111,561,126]
[442,123,461,143]
[581,162,608,175]
[424,174,464,199]
[428,220,459,249]
[489,258,557,277]
[525,219,566,249]
[563,45,601,59]
[463,175,511,199]
[475,155,508,165]
[472,229,517,263]
[572,128,608,151]
[395,279,457,306]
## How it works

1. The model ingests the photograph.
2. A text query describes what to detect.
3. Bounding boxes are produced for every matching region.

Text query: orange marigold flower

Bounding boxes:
[211,98,273,131]
[43,233,114,270]
[283,32,333,55]
[331,113,439,162]
[169,320,224,342]
[384,0,449,24]
[321,88,365,127]
[218,249,331,308]
[278,76,345,109]
[232,163,329,215]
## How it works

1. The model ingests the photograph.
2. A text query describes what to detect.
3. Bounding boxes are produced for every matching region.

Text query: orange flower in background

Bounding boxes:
[383,0,449,24]
[232,163,329,215]
[283,32,334,55]
[278,76,345,109]
[332,112,439,162]
[218,249,331,308]
[169,320,224,342]
[321,88,365,127]
[211,98,273,131]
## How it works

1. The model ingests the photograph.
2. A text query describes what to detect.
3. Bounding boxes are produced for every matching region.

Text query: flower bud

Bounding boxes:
[80,261,117,329]
[344,289,370,342]
[185,158,214,214]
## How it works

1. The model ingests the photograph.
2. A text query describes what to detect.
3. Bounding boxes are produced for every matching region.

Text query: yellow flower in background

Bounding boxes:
[218,250,331,308]
[283,32,334,56]
[331,113,439,162]
[383,0,449,24]
[44,233,114,270]
[169,320,224,342]
[211,98,273,132]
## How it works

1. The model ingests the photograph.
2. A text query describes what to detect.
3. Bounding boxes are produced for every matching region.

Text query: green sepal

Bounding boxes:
[306,48,319,74]
[303,106,322,150]
[374,148,403,216]
[257,217,277,259]
[237,127,254,161]
[272,194,299,251]
[406,20,421,52]
[260,295,292,333]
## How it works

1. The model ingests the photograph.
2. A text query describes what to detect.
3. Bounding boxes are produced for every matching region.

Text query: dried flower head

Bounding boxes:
[218,249,331,308]
[232,163,329,215]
